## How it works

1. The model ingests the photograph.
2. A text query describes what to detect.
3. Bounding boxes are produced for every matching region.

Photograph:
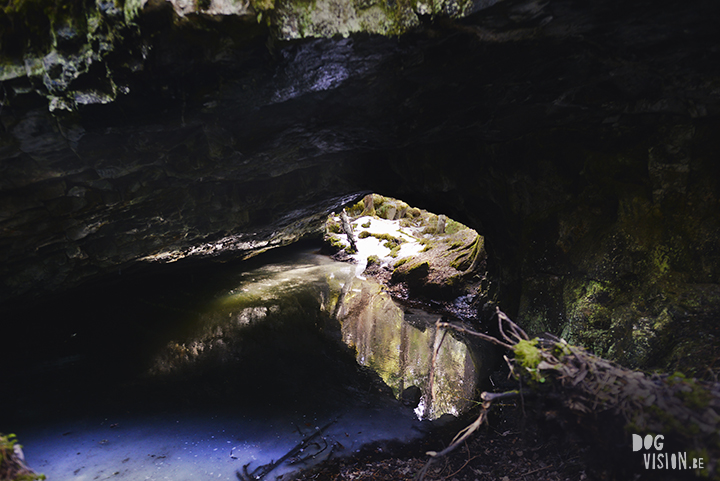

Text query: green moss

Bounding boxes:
[0,433,46,480]
[687,448,711,477]
[563,279,617,343]
[667,371,687,382]
[514,338,542,369]
[444,219,468,235]
[389,245,402,258]
[448,257,461,268]
[123,0,145,23]
[653,244,672,275]
[377,203,394,219]
[383,239,400,249]
[346,200,365,217]
[397,260,429,275]
[446,274,462,286]
[668,373,713,410]
[513,338,546,383]
[366,255,381,266]
[249,0,276,11]
[327,235,345,250]
[361,221,371,228]
[448,234,484,271]
[326,219,342,234]
[373,233,395,241]
[552,341,572,359]
[647,404,692,436]
[372,193,386,205]
[394,257,410,268]
[362,232,404,248]
[1,0,89,56]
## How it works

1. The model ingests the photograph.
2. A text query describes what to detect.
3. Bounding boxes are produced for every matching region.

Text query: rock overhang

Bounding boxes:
[2,0,720,374]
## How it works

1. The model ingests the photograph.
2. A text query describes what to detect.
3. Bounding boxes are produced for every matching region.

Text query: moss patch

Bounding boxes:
[393,257,410,268]
[0,433,46,480]
[366,254,381,266]
[513,338,548,383]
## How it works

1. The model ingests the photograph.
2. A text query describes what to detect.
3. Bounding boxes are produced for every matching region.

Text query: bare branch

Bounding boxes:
[496,307,529,343]
[481,390,520,402]
[435,322,513,349]
[418,403,490,481]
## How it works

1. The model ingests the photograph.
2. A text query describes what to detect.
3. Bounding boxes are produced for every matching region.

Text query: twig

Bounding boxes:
[435,322,513,349]
[496,307,528,344]
[418,401,491,481]
[481,390,520,402]
[237,419,336,480]
[442,442,483,480]
[521,464,554,476]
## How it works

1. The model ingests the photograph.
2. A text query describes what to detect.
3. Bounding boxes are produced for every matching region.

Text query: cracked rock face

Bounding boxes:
[2,0,720,373]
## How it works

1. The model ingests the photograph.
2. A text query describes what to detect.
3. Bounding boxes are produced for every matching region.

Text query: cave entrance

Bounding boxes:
[3,195,491,480]
[322,193,492,418]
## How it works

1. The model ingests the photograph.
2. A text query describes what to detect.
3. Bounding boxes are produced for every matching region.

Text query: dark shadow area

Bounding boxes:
[0,239,389,428]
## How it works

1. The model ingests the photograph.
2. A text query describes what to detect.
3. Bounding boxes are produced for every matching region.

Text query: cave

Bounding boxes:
[2,0,720,479]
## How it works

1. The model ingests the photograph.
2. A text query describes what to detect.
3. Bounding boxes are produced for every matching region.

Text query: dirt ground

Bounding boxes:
[288,394,708,481]
[288,398,593,481]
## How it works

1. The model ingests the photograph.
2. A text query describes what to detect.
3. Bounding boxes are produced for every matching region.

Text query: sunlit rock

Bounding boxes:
[324,195,490,310]
[335,275,480,419]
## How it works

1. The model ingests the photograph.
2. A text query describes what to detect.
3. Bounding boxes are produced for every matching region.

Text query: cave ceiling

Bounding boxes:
[2,0,720,371]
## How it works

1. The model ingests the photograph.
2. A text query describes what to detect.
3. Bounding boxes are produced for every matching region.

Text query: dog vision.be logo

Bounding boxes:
[632,434,706,471]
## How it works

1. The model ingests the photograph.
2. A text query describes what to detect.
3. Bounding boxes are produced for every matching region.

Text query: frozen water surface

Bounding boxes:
[19,403,424,480]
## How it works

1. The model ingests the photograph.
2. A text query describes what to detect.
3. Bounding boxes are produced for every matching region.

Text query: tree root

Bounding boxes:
[236,419,336,480]
[419,308,720,480]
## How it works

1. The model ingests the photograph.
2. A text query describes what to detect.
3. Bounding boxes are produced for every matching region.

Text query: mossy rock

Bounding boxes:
[327,221,342,234]
[321,233,346,255]
[392,260,429,284]
[406,207,421,218]
[346,200,365,217]
[394,257,410,268]
[449,234,484,271]
[366,255,381,266]
[444,218,468,235]
[325,194,488,307]
[377,202,397,220]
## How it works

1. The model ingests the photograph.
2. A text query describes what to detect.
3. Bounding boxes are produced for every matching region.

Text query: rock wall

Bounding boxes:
[2,0,720,375]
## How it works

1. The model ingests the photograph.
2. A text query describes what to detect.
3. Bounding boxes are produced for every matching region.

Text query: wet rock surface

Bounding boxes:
[2,0,720,379]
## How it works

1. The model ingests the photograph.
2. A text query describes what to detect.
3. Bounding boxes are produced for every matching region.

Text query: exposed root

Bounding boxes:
[236,419,337,480]
[420,307,720,480]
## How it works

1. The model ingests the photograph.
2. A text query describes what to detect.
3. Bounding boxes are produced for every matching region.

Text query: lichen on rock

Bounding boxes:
[1,0,476,113]
[1,0,146,111]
